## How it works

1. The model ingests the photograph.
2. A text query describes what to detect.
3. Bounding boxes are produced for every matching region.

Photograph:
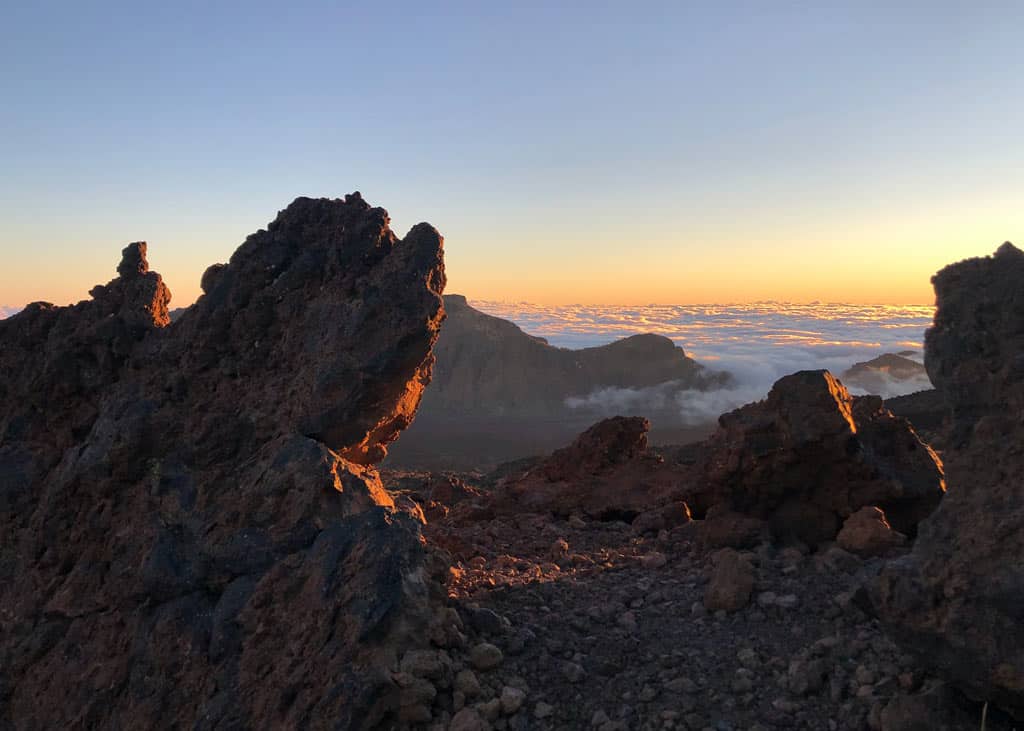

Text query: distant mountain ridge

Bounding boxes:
[841,352,931,397]
[425,294,729,417]
[387,294,730,469]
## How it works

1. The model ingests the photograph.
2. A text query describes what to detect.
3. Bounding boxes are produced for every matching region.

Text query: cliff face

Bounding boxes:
[872,242,1024,719]
[0,195,451,729]
[387,294,729,469]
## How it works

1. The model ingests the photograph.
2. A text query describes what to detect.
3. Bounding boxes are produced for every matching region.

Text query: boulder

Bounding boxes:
[697,505,767,549]
[491,417,681,518]
[0,194,448,729]
[703,548,755,612]
[872,242,1024,719]
[698,370,945,545]
[836,506,906,557]
[539,415,650,481]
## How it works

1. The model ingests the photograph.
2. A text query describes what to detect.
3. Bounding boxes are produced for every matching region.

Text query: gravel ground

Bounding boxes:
[404,504,1016,731]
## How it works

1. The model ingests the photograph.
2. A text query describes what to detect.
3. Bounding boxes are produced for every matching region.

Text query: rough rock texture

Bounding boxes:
[538,416,650,482]
[387,294,729,470]
[884,389,948,447]
[490,417,682,518]
[836,506,906,557]
[0,194,449,729]
[873,242,1024,719]
[703,548,755,612]
[698,370,946,545]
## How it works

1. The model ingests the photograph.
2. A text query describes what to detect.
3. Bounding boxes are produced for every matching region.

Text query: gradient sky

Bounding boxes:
[2,2,1022,308]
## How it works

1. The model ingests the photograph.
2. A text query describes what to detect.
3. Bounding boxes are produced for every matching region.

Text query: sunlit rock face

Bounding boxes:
[0,194,448,729]
[872,243,1024,719]
[696,370,945,545]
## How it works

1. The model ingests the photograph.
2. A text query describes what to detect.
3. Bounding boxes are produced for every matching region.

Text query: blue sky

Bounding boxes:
[2,1,1022,306]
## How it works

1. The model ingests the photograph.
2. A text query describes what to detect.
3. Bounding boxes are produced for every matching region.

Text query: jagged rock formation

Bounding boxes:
[0,195,450,729]
[387,295,729,469]
[490,416,683,519]
[698,370,945,545]
[842,353,931,397]
[872,242,1024,719]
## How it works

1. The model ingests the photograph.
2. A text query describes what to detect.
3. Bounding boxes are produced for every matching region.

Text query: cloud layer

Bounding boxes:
[472,301,936,421]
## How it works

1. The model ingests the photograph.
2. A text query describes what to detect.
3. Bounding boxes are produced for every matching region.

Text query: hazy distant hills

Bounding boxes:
[386,294,730,469]
[841,352,931,397]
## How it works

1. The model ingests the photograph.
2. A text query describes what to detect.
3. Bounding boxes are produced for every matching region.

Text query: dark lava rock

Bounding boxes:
[698,370,945,545]
[872,242,1024,719]
[0,194,448,729]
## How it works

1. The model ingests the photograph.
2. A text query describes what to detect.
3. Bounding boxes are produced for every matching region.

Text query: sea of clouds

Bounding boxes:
[0,306,22,319]
[472,301,935,424]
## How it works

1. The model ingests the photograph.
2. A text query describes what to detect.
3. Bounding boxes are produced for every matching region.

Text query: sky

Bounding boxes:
[1,1,1022,308]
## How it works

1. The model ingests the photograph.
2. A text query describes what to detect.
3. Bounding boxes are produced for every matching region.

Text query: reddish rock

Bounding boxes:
[539,415,650,481]
[0,195,448,729]
[698,370,945,545]
[872,243,1024,719]
[491,417,681,518]
[836,506,906,556]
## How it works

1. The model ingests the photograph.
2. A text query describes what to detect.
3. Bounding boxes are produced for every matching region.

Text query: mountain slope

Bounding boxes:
[387,294,729,468]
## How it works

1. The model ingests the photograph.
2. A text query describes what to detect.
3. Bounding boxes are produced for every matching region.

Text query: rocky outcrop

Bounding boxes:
[0,195,450,729]
[537,415,650,482]
[836,506,906,557]
[872,242,1024,719]
[884,389,948,446]
[387,294,729,469]
[491,417,683,519]
[698,370,945,545]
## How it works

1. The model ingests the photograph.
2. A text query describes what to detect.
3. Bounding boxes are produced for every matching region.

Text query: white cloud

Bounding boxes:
[472,301,936,423]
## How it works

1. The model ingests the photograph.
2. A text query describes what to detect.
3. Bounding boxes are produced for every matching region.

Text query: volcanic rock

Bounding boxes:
[884,389,948,446]
[704,548,755,612]
[872,242,1024,719]
[0,194,448,729]
[836,506,906,557]
[698,370,945,545]
[490,417,681,518]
